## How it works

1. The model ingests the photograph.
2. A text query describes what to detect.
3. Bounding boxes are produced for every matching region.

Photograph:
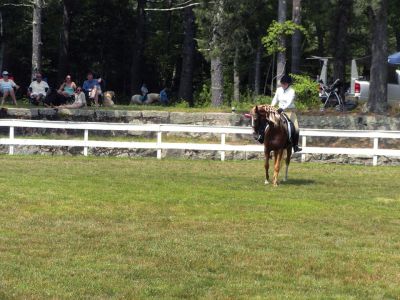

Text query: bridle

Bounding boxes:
[246,112,269,144]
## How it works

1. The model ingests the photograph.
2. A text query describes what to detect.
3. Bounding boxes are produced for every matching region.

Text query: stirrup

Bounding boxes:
[293,145,302,153]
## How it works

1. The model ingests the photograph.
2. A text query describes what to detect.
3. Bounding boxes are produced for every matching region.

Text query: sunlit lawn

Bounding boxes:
[0,156,399,299]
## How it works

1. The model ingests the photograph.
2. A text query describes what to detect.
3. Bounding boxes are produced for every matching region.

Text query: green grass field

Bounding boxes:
[0,156,399,299]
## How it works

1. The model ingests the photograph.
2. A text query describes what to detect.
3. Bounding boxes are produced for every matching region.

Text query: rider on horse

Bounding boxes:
[271,75,302,153]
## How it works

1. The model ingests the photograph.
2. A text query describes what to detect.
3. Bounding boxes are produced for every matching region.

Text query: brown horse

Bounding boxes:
[249,105,292,186]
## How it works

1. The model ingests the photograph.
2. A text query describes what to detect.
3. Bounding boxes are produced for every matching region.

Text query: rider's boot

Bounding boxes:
[292,132,302,152]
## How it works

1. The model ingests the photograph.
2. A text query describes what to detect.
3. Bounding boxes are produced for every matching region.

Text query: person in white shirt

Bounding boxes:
[28,73,50,106]
[54,86,86,109]
[271,75,302,152]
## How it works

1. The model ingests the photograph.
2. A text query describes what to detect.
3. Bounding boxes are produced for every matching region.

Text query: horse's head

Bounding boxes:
[246,105,281,143]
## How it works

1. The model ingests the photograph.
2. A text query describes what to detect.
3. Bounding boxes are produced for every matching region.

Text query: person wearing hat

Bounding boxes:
[271,74,302,152]
[0,71,19,106]
[28,72,50,106]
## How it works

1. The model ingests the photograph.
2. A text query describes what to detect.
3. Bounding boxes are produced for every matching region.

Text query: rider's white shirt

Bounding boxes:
[271,86,296,110]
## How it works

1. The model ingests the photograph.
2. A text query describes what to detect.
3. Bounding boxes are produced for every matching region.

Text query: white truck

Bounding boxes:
[351,60,400,103]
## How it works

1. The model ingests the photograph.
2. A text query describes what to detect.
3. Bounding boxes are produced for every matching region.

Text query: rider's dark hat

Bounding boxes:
[280,75,292,85]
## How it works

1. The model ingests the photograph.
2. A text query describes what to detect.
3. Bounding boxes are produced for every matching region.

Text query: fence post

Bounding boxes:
[9,126,14,155]
[221,133,226,161]
[157,131,162,160]
[83,129,89,157]
[373,137,379,166]
[301,135,307,163]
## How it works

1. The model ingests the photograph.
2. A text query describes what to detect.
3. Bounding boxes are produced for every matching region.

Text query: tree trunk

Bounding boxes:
[210,1,224,107]
[0,11,4,73]
[57,0,72,82]
[367,0,388,113]
[291,0,302,74]
[331,0,352,98]
[178,6,195,106]
[211,56,223,107]
[276,0,287,87]
[233,48,240,102]
[254,41,263,95]
[395,28,400,51]
[32,0,43,79]
[130,0,146,94]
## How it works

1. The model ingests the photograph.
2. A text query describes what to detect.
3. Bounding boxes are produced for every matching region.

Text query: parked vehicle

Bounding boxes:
[350,52,400,103]
[353,69,400,103]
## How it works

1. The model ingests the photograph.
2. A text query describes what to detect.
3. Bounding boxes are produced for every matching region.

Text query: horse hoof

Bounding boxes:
[264,180,269,185]
[282,178,287,182]
[273,182,279,187]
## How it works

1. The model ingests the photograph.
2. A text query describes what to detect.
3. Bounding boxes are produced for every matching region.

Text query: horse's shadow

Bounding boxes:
[280,178,315,186]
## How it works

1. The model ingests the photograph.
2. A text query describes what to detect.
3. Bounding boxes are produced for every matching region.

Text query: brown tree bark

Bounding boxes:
[367,0,388,113]
[276,0,287,87]
[178,6,195,105]
[32,0,43,79]
[130,0,146,94]
[57,0,73,82]
[331,0,353,98]
[291,0,302,74]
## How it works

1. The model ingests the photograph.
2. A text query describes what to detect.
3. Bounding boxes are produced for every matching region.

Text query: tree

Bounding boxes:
[276,0,287,86]
[0,10,4,72]
[209,0,224,107]
[57,0,74,82]
[32,0,43,78]
[130,0,147,94]
[291,0,302,74]
[365,0,388,113]
[253,42,263,95]
[178,6,196,105]
[331,0,353,98]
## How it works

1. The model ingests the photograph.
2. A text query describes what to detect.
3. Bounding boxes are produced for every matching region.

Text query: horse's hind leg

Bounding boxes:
[264,149,270,185]
[283,147,292,182]
[273,150,283,186]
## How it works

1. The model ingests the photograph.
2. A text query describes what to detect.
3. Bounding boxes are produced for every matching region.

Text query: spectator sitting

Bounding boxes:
[57,75,76,104]
[160,87,169,106]
[54,86,86,109]
[28,73,50,106]
[83,71,102,106]
[0,71,19,106]
[141,83,148,102]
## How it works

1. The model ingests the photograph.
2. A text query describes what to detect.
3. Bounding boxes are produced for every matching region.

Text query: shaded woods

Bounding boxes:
[0,0,398,111]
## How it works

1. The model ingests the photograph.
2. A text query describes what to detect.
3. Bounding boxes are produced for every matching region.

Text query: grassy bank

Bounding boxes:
[0,156,399,299]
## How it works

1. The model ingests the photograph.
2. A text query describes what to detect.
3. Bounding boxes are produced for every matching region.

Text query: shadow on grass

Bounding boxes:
[283,179,316,186]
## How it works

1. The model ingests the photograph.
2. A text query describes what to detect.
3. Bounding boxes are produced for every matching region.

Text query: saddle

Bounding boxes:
[280,113,296,145]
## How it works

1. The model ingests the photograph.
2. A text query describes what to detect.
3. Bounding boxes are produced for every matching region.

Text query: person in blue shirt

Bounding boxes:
[0,71,19,106]
[140,83,148,102]
[83,71,102,106]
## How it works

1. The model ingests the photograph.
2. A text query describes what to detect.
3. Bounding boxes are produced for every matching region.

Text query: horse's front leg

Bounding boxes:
[273,150,283,186]
[264,148,270,185]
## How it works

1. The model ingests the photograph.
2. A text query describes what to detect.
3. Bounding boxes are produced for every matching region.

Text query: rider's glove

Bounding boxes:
[277,108,283,114]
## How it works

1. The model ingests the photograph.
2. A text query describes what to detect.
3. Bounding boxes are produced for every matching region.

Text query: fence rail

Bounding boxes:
[0,119,399,165]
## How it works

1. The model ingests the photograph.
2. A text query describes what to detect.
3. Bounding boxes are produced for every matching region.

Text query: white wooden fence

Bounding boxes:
[0,119,399,166]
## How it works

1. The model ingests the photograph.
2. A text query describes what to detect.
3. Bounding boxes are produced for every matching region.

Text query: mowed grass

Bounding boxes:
[0,156,399,299]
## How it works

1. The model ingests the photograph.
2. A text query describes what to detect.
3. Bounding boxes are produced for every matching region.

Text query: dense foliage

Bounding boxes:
[0,0,398,108]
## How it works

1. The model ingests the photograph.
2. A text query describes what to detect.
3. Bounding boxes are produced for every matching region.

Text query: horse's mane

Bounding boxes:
[251,105,282,127]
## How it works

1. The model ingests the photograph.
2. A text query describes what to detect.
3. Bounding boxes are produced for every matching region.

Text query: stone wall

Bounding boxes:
[1,107,399,130]
[0,108,399,165]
